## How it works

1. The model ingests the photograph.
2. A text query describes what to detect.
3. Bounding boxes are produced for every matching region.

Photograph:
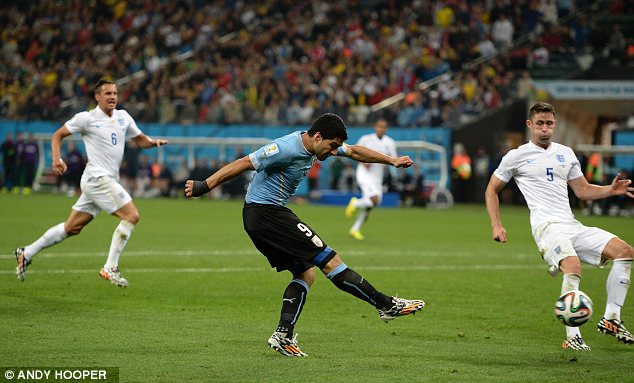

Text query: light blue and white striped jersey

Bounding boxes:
[246,131,345,206]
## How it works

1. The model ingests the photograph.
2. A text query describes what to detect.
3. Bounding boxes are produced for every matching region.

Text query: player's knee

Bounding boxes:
[620,243,633,260]
[127,212,140,225]
[295,268,316,287]
[65,223,84,236]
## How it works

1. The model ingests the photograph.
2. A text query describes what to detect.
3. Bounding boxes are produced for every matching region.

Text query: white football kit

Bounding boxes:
[494,141,615,270]
[65,106,142,215]
[355,133,397,199]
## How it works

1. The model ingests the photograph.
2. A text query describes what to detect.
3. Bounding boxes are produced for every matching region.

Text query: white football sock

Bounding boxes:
[604,259,632,321]
[24,223,68,261]
[562,273,581,339]
[351,208,370,232]
[561,273,581,294]
[104,221,135,269]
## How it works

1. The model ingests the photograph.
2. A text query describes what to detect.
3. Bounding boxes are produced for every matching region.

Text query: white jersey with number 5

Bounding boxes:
[356,133,397,184]
[493,141,584,229]
[64,106,142,180]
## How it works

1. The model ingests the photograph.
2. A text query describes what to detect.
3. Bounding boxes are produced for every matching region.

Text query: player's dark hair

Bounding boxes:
[308,113,348,141]
[94,78,115,95]
[375,117,388,125]
[528,102,555,119]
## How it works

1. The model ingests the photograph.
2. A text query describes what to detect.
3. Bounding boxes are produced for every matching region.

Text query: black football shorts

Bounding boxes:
[242,203,336,275]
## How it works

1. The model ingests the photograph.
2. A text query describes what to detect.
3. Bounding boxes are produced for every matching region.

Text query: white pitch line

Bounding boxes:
[0,249,535,259]
[0,264,546,275]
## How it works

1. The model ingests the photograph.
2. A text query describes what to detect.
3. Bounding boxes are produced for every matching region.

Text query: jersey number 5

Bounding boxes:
[546,167,554,181]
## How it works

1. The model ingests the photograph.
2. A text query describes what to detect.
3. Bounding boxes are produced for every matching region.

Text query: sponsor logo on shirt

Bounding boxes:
[526,159,535,164]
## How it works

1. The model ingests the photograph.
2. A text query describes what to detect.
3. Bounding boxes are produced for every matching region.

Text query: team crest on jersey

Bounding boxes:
[554,245,562,254]
[263,143,279,158]
[117,118,125,126]
[311,235,323,247]
[556,154,565,163]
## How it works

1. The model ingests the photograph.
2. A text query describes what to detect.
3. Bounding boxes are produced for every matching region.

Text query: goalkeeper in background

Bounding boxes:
[186,113,425,357]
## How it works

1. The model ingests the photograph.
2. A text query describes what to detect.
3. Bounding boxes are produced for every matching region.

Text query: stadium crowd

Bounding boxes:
[1,0,631,128]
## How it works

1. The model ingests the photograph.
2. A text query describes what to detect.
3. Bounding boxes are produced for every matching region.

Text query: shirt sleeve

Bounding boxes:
[568,150,584,181]
[248,140,292,171]
[493,149,517,183]
[64,112,88,134]
[123,111,142,138]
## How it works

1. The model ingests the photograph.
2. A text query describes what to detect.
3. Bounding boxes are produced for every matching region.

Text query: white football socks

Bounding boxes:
[24,222,68,261]
[604,259,632,321]
[351,208,369,232]
[562,273,582,339]
[104,220,135,270]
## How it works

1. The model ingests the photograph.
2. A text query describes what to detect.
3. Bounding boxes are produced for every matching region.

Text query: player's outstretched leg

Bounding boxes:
[597,317,634,344]
[15,247,31,282]
[562,334,591,351]
[326,262,425,321]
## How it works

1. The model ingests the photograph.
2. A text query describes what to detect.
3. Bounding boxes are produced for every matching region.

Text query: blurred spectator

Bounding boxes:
[451,142,472,203]
[330,157,344,190]
[170,159,191,197]
[473,146,491,203]
[341,162,356,193]
[122,140,141,196]
[20,133,39,195]
[1,132,17,193]
[307,159,321,200]
[136,154,153,197]
[60,141,85,197]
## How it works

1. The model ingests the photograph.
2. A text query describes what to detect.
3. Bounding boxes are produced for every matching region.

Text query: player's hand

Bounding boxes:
[185,180,194,198]
[185,179,211,198]
[492,226,507,243]
[53,158,67,175]
[611,172,634,198]
[155,139,169,147]
[393,156,413,168]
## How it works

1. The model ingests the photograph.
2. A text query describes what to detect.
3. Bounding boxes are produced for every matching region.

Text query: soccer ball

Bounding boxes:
[554,289,593,327]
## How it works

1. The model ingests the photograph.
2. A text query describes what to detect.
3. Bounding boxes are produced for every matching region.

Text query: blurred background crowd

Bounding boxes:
[1,0,633,214]
[1,0,632,128]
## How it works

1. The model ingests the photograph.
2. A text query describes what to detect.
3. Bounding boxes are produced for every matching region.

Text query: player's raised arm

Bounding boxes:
[185,155,255,198]
[132,133,169,149]
[343,144,413,168]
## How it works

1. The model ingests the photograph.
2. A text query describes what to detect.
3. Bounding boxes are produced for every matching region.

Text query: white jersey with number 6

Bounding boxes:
[493,141,584,230]
[64,106,142,180]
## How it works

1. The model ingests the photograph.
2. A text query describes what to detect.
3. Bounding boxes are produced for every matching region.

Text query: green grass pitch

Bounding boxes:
[1,194,633,382]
